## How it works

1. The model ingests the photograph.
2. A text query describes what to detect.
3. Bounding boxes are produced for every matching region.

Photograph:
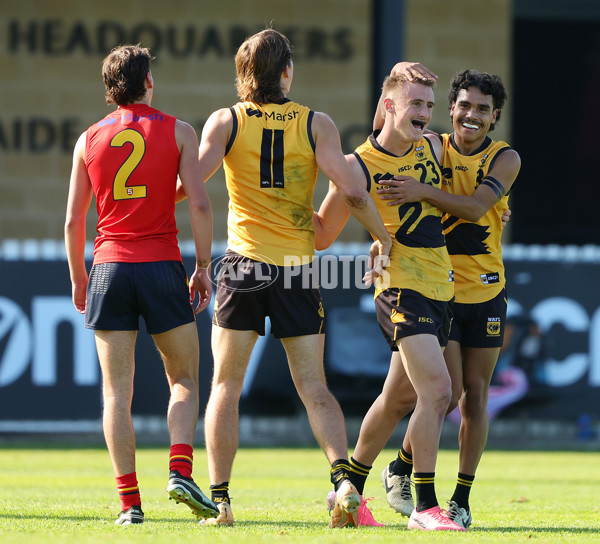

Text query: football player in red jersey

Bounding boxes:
[65,44,217,525]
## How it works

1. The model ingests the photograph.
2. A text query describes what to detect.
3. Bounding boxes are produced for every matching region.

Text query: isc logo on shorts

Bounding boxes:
[487,317,501,336]
[480,272,500,284]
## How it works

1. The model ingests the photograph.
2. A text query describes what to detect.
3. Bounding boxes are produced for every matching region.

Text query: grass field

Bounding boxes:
[0,445,598,543]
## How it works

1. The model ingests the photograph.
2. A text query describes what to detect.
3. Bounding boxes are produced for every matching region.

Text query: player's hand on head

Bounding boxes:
[390,62,438,83]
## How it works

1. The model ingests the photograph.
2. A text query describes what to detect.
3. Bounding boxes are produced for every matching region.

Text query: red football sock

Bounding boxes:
[116,472,141,510]
[169,443,193,478]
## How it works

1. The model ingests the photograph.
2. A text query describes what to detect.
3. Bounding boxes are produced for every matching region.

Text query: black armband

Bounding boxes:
[481,176,505,200]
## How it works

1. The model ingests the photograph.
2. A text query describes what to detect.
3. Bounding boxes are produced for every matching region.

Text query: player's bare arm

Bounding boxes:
[313,149,371,250]
[65,131,93,314]
[175,108,233,202]
[197,108,233,183]
[312,111,392,263]
[312,181,350,251]
[378,148,520,222]
[176,119,214,314]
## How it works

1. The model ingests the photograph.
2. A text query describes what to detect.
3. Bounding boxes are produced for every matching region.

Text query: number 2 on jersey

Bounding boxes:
[111,129,147,200]
[260,128,284,188]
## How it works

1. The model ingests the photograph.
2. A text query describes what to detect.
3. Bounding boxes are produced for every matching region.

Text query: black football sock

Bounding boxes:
[389,446,413,477]
[414,472,437,512]
[450,473,474,510]
[210,481,230,505]
[330,459,352,491]
[348,456,372,496]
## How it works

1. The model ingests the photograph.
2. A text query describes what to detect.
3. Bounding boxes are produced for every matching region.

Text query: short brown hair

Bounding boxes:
[235,29,292,103]
[102,44,153,106]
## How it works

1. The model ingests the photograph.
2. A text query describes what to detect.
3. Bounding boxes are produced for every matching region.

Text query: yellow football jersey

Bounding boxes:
[354,133,454,302]
[441,133,512,303]
[223,100,318,266]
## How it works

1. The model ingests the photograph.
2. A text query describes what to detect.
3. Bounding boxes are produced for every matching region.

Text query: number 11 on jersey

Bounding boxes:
[260,128,285,188]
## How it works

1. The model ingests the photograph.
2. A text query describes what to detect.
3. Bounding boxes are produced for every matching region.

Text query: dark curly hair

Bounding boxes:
[102,44,154,106]
[235,29,293,104]
[448,69,507,130]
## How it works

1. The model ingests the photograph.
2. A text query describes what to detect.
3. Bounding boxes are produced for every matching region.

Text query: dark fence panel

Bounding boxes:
[0,249,598,428]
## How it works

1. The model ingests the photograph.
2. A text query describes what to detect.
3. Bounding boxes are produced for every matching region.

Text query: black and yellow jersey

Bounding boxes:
[441,133,512,304]
[223,99,318,266]
[354,133,454,302]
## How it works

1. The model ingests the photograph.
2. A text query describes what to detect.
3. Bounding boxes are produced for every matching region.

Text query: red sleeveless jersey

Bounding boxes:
[85,104,182,264]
